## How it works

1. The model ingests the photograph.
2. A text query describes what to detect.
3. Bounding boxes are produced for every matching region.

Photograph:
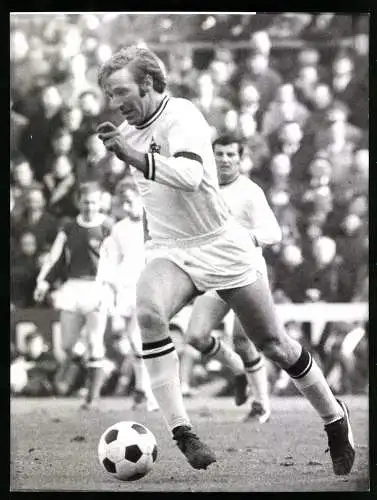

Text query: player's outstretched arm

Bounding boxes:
[34,231,67,302]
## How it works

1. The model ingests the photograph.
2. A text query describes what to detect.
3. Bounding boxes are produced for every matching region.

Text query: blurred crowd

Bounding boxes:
[10,13,369,397]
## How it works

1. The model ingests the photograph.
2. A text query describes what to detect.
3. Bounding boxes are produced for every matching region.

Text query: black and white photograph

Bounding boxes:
[10,12,369,492]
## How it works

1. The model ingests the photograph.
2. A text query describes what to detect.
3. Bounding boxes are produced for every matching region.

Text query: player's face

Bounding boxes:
[80,191,102,219]
[104,67,148,126]
[214,143,241,185]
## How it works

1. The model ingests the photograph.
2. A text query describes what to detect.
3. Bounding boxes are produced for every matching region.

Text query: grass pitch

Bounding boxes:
[10,394,369,492]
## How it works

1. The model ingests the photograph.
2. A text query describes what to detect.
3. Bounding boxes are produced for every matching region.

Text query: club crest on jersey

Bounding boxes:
[89,238,101,250]
[149,138,161,154]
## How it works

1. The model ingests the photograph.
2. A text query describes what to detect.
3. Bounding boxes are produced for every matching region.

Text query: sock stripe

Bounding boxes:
[211,339,221,356]
[143,345,175,359]
[87,357,104,368]
[143,337,173,350]
[296,355,313,378]
[202,336,220,356]
[287,349,313,379]
[245,356,264,373]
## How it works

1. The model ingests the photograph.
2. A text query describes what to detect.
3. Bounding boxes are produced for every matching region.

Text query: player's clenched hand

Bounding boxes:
[33,280,50,303]
[97,122,131,163]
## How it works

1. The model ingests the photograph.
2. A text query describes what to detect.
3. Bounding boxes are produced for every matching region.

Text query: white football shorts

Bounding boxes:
[52,279,103,314]
[145,219,262,293]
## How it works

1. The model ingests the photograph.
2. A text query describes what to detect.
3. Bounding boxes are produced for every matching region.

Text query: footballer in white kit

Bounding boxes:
[96,45,355,474]
[96,181,158,411]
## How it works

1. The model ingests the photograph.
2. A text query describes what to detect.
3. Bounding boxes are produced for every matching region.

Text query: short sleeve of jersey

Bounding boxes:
[59,218,74,238]
[102,216,115,238]
[164,99,212,163]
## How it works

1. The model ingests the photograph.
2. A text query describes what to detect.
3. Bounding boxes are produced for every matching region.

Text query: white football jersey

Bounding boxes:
[96,217,145,289]
[220,175,282,247]
[118,95,230,243]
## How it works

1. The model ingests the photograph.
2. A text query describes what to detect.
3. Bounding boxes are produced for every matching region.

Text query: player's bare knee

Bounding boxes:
[137,303,168,338]
[257,336,284,363]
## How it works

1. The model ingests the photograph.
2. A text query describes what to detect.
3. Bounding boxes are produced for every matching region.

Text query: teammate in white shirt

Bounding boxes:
[96,46,354,474]
[96,179,158,411]
[180,134,281,423]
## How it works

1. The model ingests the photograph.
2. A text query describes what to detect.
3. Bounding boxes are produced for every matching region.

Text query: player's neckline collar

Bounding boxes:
[135,95,170,130]
[76,214,105,228]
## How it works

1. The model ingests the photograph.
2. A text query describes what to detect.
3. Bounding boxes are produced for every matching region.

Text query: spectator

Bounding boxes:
[268,154,292,193]
[332,148,368,209]
[57,53,99,106]
[303,83,334,136]
[208,48,238,105]
[300,186,334,237]
[74,90,105,158]
[50,127,74,157]
[249,31,271,56]
[293,65,320,110]
[11,330,60,397]
[11,158,43,219]
[300,236,342,302]
[17,188,58,252]
[168,45,200,95]
[269,121,315,189]
[314,102,364,151]
[237,81,263,129]
[267,13,312,39]
[76,132,109,183]
[307,155,332,189]
[235,50,283,114]
[43,155,77,218]
[11,232,40,308]
[335,207,368,302]
[10,101,29,159]
[52,105,84,156]
[267,190,300,244]
[101,155,132,196]
[330,52,368,129]
[239,115,270,176]
[261,83,310,136]
[21,85,64,181]
[193,72,233,138]
[10,29,44,110]
[273,243,305,303]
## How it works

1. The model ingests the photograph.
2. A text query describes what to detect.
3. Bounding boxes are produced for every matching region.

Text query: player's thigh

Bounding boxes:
[186,291,230,341]
[232,315,259,358]
[218,276,301,366]
[136,258,197,329]
[60,310,86,352]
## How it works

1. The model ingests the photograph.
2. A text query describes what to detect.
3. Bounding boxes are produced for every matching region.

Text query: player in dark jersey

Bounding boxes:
[34,182,114,408]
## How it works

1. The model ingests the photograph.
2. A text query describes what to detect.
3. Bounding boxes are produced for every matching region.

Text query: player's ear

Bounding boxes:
[139,75,153,97]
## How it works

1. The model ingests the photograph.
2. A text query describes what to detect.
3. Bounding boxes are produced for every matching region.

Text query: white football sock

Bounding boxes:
[245,357,270,409]
[287,348,344,425]
[143,337,191,431]
[204,335,244,376]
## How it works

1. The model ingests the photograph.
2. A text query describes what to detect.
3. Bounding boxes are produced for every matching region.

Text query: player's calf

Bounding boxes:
[190,333,248,406]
